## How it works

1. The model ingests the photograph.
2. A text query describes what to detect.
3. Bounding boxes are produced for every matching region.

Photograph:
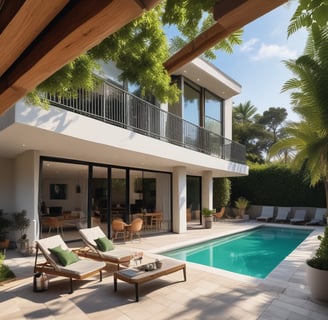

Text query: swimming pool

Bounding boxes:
[161,226,313,278]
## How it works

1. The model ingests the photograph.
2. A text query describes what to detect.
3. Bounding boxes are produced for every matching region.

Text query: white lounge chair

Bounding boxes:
[290,209,306,224]
[256,206,274,222]
[79,226,140,269]
[274,207,290,223]
[34,235,105,293]
[306,208,327,225]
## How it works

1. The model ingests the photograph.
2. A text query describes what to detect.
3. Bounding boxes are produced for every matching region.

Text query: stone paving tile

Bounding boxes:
[2,222,328,319]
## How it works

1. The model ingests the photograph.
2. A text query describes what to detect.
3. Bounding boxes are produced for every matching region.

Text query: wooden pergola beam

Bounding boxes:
[0,0,159,115]
[164,0,287,74]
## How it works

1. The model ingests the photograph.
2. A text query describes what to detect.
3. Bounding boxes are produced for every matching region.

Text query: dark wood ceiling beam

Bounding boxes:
[0,0,160,115]
[0,0,68,78]
[164,0,287,74]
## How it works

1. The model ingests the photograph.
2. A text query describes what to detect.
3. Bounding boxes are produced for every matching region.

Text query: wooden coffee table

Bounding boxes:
[113,259,186,301]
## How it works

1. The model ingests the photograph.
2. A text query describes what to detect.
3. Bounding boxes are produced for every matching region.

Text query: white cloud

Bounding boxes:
[240,38,259,52]
[252,43,298,61]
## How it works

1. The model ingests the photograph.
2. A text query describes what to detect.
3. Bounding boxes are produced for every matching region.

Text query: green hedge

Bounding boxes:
[213,178,231,209]
[230,164,326,207]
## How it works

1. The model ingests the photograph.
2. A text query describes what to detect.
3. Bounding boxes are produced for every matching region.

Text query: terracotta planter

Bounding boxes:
[306,262,328,302]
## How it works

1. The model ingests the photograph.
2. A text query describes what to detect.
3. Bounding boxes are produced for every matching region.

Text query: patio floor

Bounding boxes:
[1,221,328,319]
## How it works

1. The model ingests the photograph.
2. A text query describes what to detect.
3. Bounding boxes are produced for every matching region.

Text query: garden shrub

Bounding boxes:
[0,253,15,282]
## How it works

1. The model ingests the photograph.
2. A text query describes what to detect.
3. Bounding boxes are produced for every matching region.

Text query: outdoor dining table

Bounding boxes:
[133,212,162,230]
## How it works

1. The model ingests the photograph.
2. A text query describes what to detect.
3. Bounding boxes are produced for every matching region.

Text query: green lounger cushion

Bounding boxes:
[95,237,114,252]
[49,245,79,266]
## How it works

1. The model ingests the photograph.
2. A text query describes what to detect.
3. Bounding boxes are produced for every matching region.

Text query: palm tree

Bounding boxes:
[233,101,258,124]
[233,101,270,163]
[288,0,328,37]
[270,26,328,207]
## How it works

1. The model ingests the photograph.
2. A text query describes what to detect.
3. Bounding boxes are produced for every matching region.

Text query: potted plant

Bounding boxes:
[0,210,13,251]
[234,197,249,219]
[306,226,328,302]
[202,208,214,229]
[13,210,30,253]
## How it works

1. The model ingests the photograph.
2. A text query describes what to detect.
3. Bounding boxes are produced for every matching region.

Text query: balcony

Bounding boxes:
[47,81,246,164]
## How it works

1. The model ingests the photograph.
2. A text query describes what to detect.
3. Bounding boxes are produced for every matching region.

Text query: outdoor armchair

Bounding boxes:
[34,235,105,293]
[126,217,143,241]
[213,207,225,221]
[112,218,129,241]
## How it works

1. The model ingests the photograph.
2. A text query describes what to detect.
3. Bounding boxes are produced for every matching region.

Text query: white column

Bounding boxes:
[202,171,213,210]
[172,166,187,233]
[15,150,40,242]
[224,98,233,140]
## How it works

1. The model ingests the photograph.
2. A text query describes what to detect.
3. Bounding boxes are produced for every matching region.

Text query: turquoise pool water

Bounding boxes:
[161,226,313,278]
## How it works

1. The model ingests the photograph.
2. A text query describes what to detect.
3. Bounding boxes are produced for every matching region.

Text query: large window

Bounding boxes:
[205,90,223,135]
[183,83,201,126]
[184,83,201,146]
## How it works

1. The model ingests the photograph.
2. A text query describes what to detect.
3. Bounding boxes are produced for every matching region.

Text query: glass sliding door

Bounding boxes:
[90,166,108,233]
[187,176,201,223]
[111,168,128,222]
[40,157,172,241]
[130,170,171,234]
[40,159,88,241]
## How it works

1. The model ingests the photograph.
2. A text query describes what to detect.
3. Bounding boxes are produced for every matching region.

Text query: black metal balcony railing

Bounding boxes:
[48,81,246,164]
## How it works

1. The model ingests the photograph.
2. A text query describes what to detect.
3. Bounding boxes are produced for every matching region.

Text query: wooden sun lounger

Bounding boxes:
[114,259,186,301]
[78,226,138,269]
[34,235,105,293]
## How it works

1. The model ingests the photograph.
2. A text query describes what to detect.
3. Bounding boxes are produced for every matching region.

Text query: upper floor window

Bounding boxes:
[205,90,223,135]
[184,82,201,126]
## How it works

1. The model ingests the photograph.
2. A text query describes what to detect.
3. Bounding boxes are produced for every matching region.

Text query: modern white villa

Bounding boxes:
[0,57,248,244]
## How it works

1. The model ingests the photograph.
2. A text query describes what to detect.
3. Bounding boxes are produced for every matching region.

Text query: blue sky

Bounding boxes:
[212,1,308,122]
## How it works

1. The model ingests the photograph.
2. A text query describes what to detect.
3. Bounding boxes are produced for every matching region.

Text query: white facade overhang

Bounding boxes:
[0,102,248,177]
[172,57,241,100]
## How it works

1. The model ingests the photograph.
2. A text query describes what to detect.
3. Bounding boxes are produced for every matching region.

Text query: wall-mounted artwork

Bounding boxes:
[50,184,67,200]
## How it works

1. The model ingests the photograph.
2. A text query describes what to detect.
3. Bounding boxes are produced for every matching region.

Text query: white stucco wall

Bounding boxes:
[224,98,233,140]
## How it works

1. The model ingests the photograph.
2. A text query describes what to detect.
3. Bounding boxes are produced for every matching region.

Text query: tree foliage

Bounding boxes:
[258,107,288,143]
[256,107,289,160]
[27,1,243,107]
[232,101,271,163]
[164,0,243,58]
[288,0,328,36]
[270,26,328,207]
